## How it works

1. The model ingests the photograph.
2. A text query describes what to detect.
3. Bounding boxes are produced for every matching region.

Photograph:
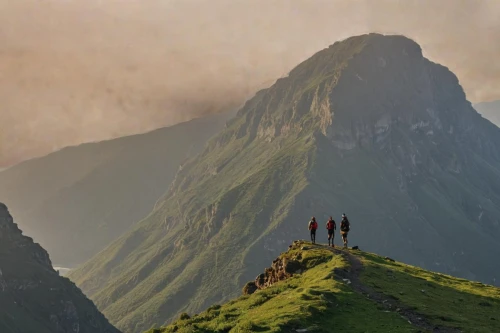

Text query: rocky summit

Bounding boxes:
[69,33,500,332]
[0,203,120,333]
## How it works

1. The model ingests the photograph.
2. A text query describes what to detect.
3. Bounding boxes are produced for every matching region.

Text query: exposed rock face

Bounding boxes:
[254,256,302,290]
[0,203,120,333]
[243,241,318,295]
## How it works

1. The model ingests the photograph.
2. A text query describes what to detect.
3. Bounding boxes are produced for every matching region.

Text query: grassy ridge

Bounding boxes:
[146,243,500,333]
[146,244,413,333]
[359,252,500,332]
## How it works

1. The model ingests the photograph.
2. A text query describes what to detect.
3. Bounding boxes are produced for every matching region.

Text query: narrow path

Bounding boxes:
[328,247,461,333]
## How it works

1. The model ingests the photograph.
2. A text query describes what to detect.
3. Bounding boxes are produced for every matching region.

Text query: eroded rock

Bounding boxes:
[243,244,306,294]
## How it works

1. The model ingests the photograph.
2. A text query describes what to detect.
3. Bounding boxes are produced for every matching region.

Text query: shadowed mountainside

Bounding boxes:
[0,111,234,267]
[0,203,120,333]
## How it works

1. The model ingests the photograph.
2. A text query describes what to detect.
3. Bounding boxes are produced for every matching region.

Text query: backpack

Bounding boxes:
[340,219,350,232]
[327,220,335,230]
[310,221,318,230]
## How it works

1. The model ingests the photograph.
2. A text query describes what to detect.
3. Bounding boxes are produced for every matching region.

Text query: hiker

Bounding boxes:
[340,214,350,248]
[308,217,318,244]
[326,216,337,247]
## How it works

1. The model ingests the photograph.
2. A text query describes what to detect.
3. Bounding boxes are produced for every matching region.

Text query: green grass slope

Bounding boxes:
[147,242,500,333]
[69,131,316,332]
[67,33,362,332]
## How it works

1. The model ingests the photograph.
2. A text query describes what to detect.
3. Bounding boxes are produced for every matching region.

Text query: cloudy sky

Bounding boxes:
[1,0,499,168]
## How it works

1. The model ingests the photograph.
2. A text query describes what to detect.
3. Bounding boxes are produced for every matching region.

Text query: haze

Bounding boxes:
[1,0,499,168]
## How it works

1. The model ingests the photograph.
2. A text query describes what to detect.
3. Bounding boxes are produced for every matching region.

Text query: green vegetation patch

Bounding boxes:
[146,245,414,333]
[359,251,500,333]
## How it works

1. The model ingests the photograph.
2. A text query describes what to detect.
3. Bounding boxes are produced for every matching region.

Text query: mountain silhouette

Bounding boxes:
[0,203,120,333]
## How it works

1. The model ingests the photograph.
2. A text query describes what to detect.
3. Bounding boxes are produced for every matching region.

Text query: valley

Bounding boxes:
[0,111,234,267]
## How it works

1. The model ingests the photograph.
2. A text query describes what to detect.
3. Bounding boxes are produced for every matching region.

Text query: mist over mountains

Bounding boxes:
[2,0,500,168]
[0,112,233,267]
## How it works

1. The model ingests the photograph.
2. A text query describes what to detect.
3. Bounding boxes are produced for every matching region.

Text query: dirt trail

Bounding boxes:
[328,246,461,333]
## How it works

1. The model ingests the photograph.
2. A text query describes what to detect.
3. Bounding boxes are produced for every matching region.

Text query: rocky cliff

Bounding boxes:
[0,203,120,333]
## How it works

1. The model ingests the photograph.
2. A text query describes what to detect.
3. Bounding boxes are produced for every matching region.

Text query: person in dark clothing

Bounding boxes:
[308,217,318,244]
[340,214,350,248]
[326,216,337,247]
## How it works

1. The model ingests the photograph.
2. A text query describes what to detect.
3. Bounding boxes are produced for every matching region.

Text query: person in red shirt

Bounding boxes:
[308,217,318,244]
[326,216,337,247]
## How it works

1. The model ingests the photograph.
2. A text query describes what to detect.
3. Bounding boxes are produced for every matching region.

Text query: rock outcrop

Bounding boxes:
[244,256,302,295]
[243,241,312,295]
[0,203,120,333]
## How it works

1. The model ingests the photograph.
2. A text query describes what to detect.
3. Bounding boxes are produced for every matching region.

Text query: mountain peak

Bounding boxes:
[293,33,423,75]
[288,33,423,83]
[0,202,53,269]
[229,32,472,152]
[69,33,500,332]
[0,202,8,215]
[340,33,422,53]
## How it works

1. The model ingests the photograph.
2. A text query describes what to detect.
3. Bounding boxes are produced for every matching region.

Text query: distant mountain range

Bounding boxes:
[68,34,500,332]
[475,100,500,126]
[0,111,234,267]
[0,203,120,333]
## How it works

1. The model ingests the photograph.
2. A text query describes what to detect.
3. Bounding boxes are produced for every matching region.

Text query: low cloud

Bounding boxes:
[1,0,499,166]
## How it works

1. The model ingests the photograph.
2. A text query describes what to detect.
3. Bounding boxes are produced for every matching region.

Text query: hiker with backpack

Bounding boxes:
[308,217,318,244]
[340,214,350,249]
[326,216,336,247]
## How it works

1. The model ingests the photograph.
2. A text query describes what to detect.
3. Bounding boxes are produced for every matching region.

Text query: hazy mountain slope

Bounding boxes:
[69,34,500,332]
[475,100,500,126]
[0,203,120,333]
[148,242,500,333]
[0,112,233,267]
